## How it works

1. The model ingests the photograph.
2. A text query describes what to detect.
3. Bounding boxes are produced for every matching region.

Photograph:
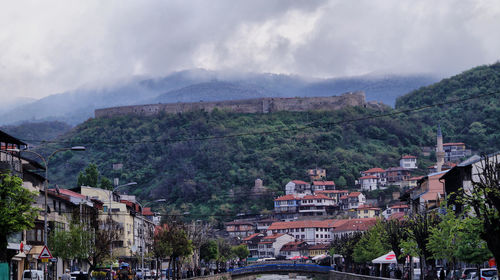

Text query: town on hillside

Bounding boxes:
[223,125,476,261]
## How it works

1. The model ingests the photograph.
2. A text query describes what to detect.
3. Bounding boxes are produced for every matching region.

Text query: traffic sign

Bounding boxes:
[38,245,53,259]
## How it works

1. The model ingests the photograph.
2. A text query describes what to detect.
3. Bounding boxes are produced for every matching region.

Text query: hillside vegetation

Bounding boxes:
[396,62,500,153]
[45,106,432,219]
[28,62,500,220]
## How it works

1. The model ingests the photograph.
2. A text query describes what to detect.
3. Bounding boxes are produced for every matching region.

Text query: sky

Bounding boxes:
[1,0,500,102]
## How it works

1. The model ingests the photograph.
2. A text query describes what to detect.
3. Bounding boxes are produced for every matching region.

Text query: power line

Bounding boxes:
[17,91,498,145]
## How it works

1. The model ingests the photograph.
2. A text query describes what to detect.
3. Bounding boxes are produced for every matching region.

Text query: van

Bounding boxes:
[23,270,44,280]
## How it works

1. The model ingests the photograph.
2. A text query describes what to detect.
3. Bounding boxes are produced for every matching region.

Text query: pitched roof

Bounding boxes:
[408,176,424,181]
[348,192,362,197]
[390,204,408,209]
[275,194,299,201]
[262,233,285,240]
[281,241,308,251]
[307,243,330,250]
[401,155,417,159]
[364,168,385,173]
[332,218,378,232]
[312,181,335,186]
[316,190,349,194]
[359,175,377,180]
[340,195,348,200]
[357,204,380,210]
[388,212,406,221]
[243,233,262,241]
[291,180,309,185]
[268,220,337,230]
[58,188,87,199]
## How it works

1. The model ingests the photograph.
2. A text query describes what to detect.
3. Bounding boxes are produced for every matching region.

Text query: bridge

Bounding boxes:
[229,263,333,279]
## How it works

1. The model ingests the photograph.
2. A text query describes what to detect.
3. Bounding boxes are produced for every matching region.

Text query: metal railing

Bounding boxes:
[229,263,334,275]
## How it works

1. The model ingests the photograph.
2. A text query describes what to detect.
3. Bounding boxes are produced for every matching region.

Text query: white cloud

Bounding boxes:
[1,0,499,102]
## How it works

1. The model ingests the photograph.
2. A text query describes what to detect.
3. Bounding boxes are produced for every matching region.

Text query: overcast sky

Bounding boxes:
[1,0,500,102]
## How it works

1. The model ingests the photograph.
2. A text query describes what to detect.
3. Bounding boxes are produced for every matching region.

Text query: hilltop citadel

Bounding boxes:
[94,91,380,118]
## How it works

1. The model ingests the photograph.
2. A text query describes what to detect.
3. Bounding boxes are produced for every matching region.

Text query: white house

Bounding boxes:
[399,155,418,169]
[257,233,295,258]
[267,220,336,245]
[285,180,311,195]
[311,181,336,192]
[358,175,378,191]
[298,194,335,217]
[347,192,366,209]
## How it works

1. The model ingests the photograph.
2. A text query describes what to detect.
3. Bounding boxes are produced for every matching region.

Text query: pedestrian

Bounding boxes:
[440,268,445,280]
[62,269,71,280]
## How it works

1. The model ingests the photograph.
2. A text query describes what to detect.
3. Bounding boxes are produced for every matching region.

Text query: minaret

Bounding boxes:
[436,124,445,172]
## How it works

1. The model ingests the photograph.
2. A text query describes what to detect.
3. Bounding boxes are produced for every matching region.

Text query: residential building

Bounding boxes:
[243,233,264,258]
[382,204,409,219]
[331,218,378,238]
[307,243,330,257]
[280,241,309,259]
[356,204,381,219]
[358,175,378,191]
[224,220,255,238]
[274,194,301,221]
[316,190,349,204]
[385,167,412,186]
[311,181,335,192]
[257,234,295,258]
[360,168,387,185]
[298,194,336,217]
[256,218,277,232]
[346,192,366,210]
[400,155,418,169]
[285,180,311,195]
[409,171,448,214]
[307,168,326,181]
[267,220,336,245]
[440,153,500,213]
[443,143,472,163]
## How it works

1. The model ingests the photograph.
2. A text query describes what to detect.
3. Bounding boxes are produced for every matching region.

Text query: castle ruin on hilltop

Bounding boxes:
[94,91,372,118]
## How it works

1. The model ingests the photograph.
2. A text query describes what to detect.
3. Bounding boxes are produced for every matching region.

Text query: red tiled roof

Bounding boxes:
[312,181,335,186]
[142,207,154,216]
[340,195,348,200]
[243,233,261,241]
[316,190,348,194]
[390,204,408,209]
[291,180,309,185]
[401,155,417,159]
[281,241,307,251]
[364,168,385,173]
[332,218,378,232]
[262,233,284,240]
[348,192,362,197]
[57,188,87,199]
[357,204,380,210]
[268,220,337,230]
[359,175,377,180]
[307,243,330,250]
[408,176,423,181]
[443,142,465,146]
[388,212,406,221]
[275,194,299,201]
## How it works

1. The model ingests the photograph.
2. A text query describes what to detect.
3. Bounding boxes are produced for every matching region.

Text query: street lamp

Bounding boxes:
[108,182,137,280]
[8,146,85,280]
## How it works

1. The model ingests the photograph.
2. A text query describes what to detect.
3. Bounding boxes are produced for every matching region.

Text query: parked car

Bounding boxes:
[462,268,478,279]
[480,268,498,280]
[23,270,43,280]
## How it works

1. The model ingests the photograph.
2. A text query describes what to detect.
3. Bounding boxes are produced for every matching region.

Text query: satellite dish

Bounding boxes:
[131,245,137,253]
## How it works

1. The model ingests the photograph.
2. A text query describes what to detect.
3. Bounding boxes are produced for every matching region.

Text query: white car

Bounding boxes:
[480,268,498,280]
[23,270,43,280]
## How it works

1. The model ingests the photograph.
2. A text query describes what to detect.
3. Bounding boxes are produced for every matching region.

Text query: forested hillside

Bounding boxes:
[1,121,72,144]
[396,62,500,153]
[44,105,433,219]
[26,62,500,221]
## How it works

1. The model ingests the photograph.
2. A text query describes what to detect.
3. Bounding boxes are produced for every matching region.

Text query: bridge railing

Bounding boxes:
[229,263,334,275]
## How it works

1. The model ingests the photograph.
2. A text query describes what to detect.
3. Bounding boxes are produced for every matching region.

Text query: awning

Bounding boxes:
[312,254,327,261]
[372,251,419,264]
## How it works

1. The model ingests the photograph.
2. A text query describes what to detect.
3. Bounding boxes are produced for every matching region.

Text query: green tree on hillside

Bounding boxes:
[77,163,114,190]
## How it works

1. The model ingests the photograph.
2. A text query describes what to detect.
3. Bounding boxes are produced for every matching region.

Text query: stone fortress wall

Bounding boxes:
[94,91,369,118]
